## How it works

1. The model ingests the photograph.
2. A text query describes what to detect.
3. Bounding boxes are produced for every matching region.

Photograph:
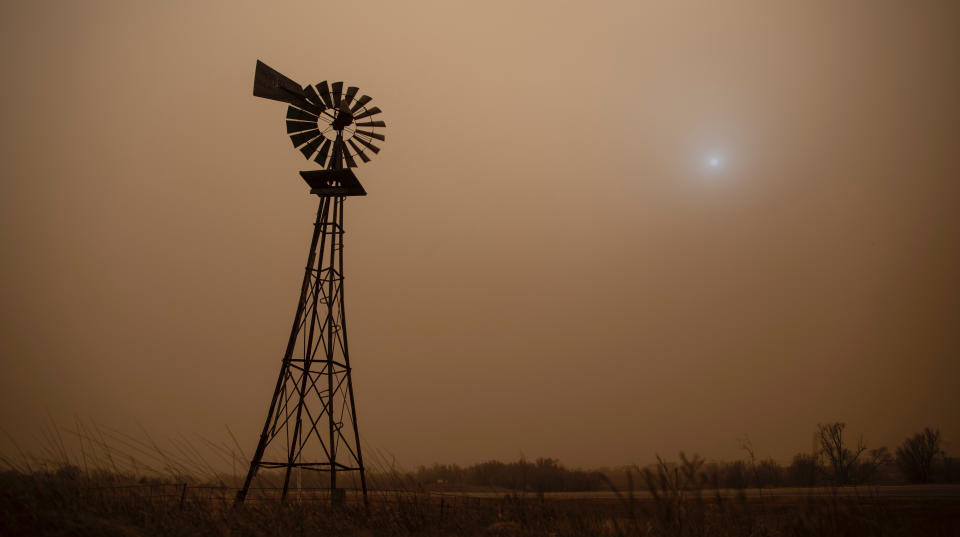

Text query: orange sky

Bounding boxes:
[1,0,957,470]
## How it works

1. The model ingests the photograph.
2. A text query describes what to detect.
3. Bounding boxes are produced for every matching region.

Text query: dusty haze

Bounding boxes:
[1,0,957,469]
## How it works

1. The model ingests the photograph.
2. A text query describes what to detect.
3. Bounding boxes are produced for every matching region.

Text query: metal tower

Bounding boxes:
[236,61,386,505]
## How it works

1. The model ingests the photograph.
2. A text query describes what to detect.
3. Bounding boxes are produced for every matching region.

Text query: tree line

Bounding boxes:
[409,457,605,492]
[400,425,953,492]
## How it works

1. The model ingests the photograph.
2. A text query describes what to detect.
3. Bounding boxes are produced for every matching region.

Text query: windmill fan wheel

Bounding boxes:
[284,81,386,169]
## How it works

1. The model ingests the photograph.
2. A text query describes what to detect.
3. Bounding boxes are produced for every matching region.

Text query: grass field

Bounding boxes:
[2,423,957,535]
[2,468,958,536]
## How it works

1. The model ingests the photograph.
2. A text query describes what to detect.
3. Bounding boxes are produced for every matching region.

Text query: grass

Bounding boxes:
[2,463,959,536]
[1,423,958,536]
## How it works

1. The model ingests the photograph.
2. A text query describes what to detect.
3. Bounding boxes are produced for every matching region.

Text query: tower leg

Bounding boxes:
[336,198,368,506]
[235,196,366,505]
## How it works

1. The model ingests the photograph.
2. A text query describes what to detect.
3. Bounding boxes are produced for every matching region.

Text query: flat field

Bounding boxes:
[2,471,959,536]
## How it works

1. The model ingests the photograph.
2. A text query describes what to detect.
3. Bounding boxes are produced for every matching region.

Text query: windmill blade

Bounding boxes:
[353,107,381,120]
[342,86,359,108]
[298,136,324,159]
[331,82,343,107]
[337,142,348,168]
[329,137,343,169]
[342,142,358,168]
[286,120,317,134]
[347,139,370,163]
[354,136,380,154]
[286,107,318,121]
[303,85,325,108]
[334,137,350,168]
[290,129,321,147]
[355,129,385,141]
[315,138,332,167]
[252,60,305,105]
[316,81,333,108]
[356,120,386,128]
[350,95,372,112]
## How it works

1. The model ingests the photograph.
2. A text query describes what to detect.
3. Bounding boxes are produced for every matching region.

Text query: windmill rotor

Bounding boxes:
[284,83,385,169]
[253,60,386,171]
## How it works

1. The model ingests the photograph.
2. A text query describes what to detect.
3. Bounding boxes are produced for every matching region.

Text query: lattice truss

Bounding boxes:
[254,196,363,479]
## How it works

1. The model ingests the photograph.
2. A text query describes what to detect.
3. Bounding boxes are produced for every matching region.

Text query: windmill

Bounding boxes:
[235,60,385,505]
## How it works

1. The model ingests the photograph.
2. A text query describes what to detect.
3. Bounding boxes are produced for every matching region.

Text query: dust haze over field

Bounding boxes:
[0,0,957,471]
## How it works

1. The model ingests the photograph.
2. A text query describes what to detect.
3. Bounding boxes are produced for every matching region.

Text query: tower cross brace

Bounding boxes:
[236,194,367,504]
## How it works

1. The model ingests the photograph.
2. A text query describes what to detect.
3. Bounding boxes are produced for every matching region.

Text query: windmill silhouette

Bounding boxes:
[235,60,385,505]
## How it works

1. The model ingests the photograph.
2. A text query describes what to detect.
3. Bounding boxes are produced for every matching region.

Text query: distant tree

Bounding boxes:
[787,453,819,487]
[737,437,784,489]
[469,460,509,488]
[942,456,956,483]
[755,458,784,488]
[739,436,762,489]
[720,460,749,489]
[856,447,894,484]
[438,457,605,492]
[414,463,465,487]
[896,428,943,483]
[817,422,866,485]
